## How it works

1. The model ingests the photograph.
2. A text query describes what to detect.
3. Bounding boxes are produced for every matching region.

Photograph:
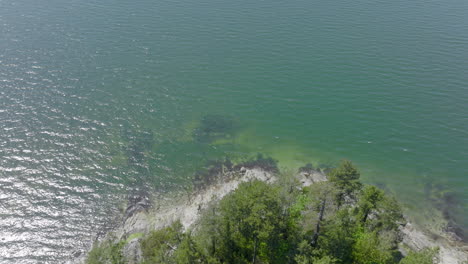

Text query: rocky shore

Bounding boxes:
[73,167,467,264]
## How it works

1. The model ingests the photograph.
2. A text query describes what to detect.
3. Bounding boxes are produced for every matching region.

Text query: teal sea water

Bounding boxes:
[1,0,467,262]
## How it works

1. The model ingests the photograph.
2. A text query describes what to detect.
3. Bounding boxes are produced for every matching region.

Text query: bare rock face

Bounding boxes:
[297,170,327,187]
[116,211,151,241]
[125,194,151,219]
[122,238,143,264]
[110,168,275,245]
[401,222,468,264]
[154,168,274,232]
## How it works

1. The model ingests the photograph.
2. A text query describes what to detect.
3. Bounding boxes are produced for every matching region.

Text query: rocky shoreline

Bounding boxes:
[72,167,467,264]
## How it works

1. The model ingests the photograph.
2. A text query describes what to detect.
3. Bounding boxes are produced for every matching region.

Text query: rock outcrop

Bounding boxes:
[401,222,468,264]
[76,167,468,264]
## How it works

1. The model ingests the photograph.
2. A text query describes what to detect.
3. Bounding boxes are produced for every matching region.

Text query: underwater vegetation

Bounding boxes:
[317,163,335,175]
[298,162,337,175]
[424,182,467,242]
[115,125,157,191]
[114,115,245,193]
[193,114,240,143]
[298,163,315,173]
[233,153,279,173]
[192,158,236,190]
[123,129,155,165]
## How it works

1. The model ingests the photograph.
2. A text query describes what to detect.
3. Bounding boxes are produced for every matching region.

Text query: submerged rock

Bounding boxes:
[125,193,151,220]
[193,114,239,143]
[424,182,467,243]
[233,153,279,173]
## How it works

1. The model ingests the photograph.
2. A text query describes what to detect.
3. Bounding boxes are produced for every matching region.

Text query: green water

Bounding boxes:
[0,0,467,262]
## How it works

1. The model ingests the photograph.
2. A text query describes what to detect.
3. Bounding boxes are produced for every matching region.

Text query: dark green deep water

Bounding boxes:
[1,0,467,262]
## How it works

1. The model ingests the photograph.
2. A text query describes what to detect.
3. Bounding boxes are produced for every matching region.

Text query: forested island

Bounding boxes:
[81,158,465,264]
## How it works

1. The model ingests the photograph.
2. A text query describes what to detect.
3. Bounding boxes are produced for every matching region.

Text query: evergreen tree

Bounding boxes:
[355,185,384,225]
[172,232,208,264]
[352,231,397,264]
[205,180,295,263]
[328,160,362,206]
[319,209,357,263]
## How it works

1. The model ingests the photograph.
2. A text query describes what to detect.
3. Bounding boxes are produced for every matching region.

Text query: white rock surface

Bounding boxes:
[116,168,274,239]
[401,222,468,264]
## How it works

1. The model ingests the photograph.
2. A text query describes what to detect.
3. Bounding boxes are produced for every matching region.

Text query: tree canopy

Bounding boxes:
[87,161,438,264]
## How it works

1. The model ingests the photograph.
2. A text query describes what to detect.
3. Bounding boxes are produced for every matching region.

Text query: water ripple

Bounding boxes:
[1,0,468,262]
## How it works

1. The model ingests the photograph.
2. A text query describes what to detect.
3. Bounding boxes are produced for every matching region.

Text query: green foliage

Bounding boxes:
[355,185,404,235]
[375,196,404,233]
[399,248,438,264]
[86,239,125,264]
[140,221,183,264]
[290,193,309,222]
[319,209,357,263]
[352,231,396,264]
[126,233,144,243]
[328,160,362,206]
[89,161,434,264]
[277,169,306,230]
[294,240,338,264]
[209,180,295,263]
[355,185,385,225]
[302,181,339,221]
[314,256,338,264]
[194,205,220,258]
[140,221,212,264]
[294,240,314,264]
[172,232,208,264]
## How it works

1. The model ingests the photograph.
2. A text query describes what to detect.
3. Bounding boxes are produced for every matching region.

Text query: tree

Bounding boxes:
[373,195,404,233]
[328,160,362,206]
[319,209,357,263]
[102,161,413,264]
[301,182,339,248]
[352,231,397,264]
[355,185,384,225]
[204,180,294,264]
[172,232,208,264]
[140,221,183,264]
[294,240,338,264]
[354,185,404,255]
[86,237,125,264]
[355,187,404,234]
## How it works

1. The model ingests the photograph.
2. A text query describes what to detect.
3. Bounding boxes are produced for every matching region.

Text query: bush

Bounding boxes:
[86,239,125,264]
[140,221,183,264]
[400,248,438,264]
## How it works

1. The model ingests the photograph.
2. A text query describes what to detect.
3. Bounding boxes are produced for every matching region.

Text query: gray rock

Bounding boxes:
[123,238,143,264]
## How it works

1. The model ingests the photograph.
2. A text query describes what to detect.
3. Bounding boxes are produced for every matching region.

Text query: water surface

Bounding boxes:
[1,0,467,262]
